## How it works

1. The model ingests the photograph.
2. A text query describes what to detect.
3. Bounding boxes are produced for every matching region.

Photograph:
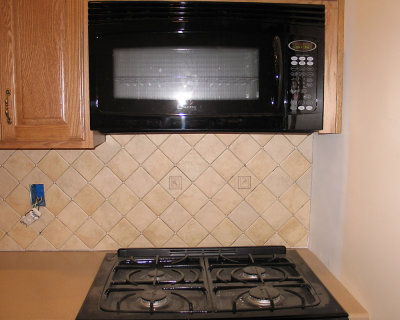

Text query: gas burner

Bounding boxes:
[139,290,169,308]
[246,285,281,307]
[148,269,165,279]
[242,266,266,279]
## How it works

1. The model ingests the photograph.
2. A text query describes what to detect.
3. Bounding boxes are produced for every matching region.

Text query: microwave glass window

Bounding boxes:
[113,47,259,101]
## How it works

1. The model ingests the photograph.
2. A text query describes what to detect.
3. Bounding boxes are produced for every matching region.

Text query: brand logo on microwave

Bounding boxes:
[177,104,198,111]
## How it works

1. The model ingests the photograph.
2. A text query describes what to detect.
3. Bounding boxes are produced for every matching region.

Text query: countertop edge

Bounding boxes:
[297,248,369,320]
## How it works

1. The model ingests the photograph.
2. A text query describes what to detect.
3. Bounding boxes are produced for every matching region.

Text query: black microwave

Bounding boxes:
[89,1,325,133]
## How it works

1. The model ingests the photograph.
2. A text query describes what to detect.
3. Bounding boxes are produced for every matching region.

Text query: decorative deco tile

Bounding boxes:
[0,133,312,251]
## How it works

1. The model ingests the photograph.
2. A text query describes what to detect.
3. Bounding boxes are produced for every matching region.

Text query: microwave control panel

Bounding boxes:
[288,40,319,113]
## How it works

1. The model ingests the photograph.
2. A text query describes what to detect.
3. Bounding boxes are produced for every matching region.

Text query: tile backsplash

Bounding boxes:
[0,133,312,250]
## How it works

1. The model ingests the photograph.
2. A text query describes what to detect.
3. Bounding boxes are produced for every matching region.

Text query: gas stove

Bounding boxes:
[76,246,348,319]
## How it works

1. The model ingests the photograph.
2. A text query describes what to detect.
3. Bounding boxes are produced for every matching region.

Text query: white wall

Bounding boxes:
[311,1,400,319]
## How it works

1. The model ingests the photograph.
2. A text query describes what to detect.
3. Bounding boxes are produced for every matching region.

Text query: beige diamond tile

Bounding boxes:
[72,151,104,181]
[107,150,139,181]
[262,201,292,231]
[296,234,309,247]
[5,184,30,215]
[91,167,122,198]
[245,184,276,213]
[194,135,226,164]
[143,185,174,215]
[215,134,240,146]
[298,134,313,162]
[8,222,38,248]
[41,219,72,248]
[211,219,241,246]
[164,235,187,247]
[0,202,19,232]
[211,150,242,181]
[146,134,170,146]
[284,134,308,146]
[109,219,140,247]
[160,135,192,163]
[280,150,311,181]
[263,168,293,197]
[280,184,309,214]
[160,202,191,232]
[245,218,275,245]
[297,168,312,196]
[143,219,174,247]
[57,202,88,232]
[57,150,83,164]
[295,201,310,229]
[61,235,89,250]
[232,234,256,246]
[45,185,70,215]
[111,134,135,146]
[23,150,48,164]
[229,167,259,197]
[195,167,225,198]
[229,134,260,163]
[228,202,259,231]
[29,207,55,233]
[92,202,122,231]
[265,233,288,246]
[177,150,208,181]
[125,167,157,198]
[0,235,22,250]
[0,168,18,198]
[93,135,121,163]
[0,150,14,164]
[4,151,35,180]
[20,168,53,192]
[76,219,106,248]
[181,133,205,146]
[195,202,225,232]
[130,235,154,248]
[27,236,56,251]
[246,150,277,180]
[279,218,307,246]
[177,185,208,215]
[264,135,294,163]
[198,234,222,247]
[37,151,69,181]
[177,219,208,246]
[126,202,157,231]
[142,150,174,181]
[160,167,191,198]
[250,134,275,146]
[125,135,156,163]
[56,167,87,198]
[212,185,242,214]
[94,235,120,250]
[0,229,4,240]
[108,184,139,214]
[73,184,104,215]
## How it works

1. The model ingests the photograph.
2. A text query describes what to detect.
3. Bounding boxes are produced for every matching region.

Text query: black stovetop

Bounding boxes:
[76,246,348,320]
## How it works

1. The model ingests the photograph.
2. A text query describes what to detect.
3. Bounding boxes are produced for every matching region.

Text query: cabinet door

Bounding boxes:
[0,0,103,148]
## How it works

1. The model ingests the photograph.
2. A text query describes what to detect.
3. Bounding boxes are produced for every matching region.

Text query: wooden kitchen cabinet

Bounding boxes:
[0,0,104,148]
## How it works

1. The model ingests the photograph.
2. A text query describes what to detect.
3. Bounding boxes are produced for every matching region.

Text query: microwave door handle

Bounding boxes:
[273,36,283,109]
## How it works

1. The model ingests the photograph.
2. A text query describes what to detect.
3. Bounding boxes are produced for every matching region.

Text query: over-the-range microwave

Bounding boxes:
[88,1,325,133]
